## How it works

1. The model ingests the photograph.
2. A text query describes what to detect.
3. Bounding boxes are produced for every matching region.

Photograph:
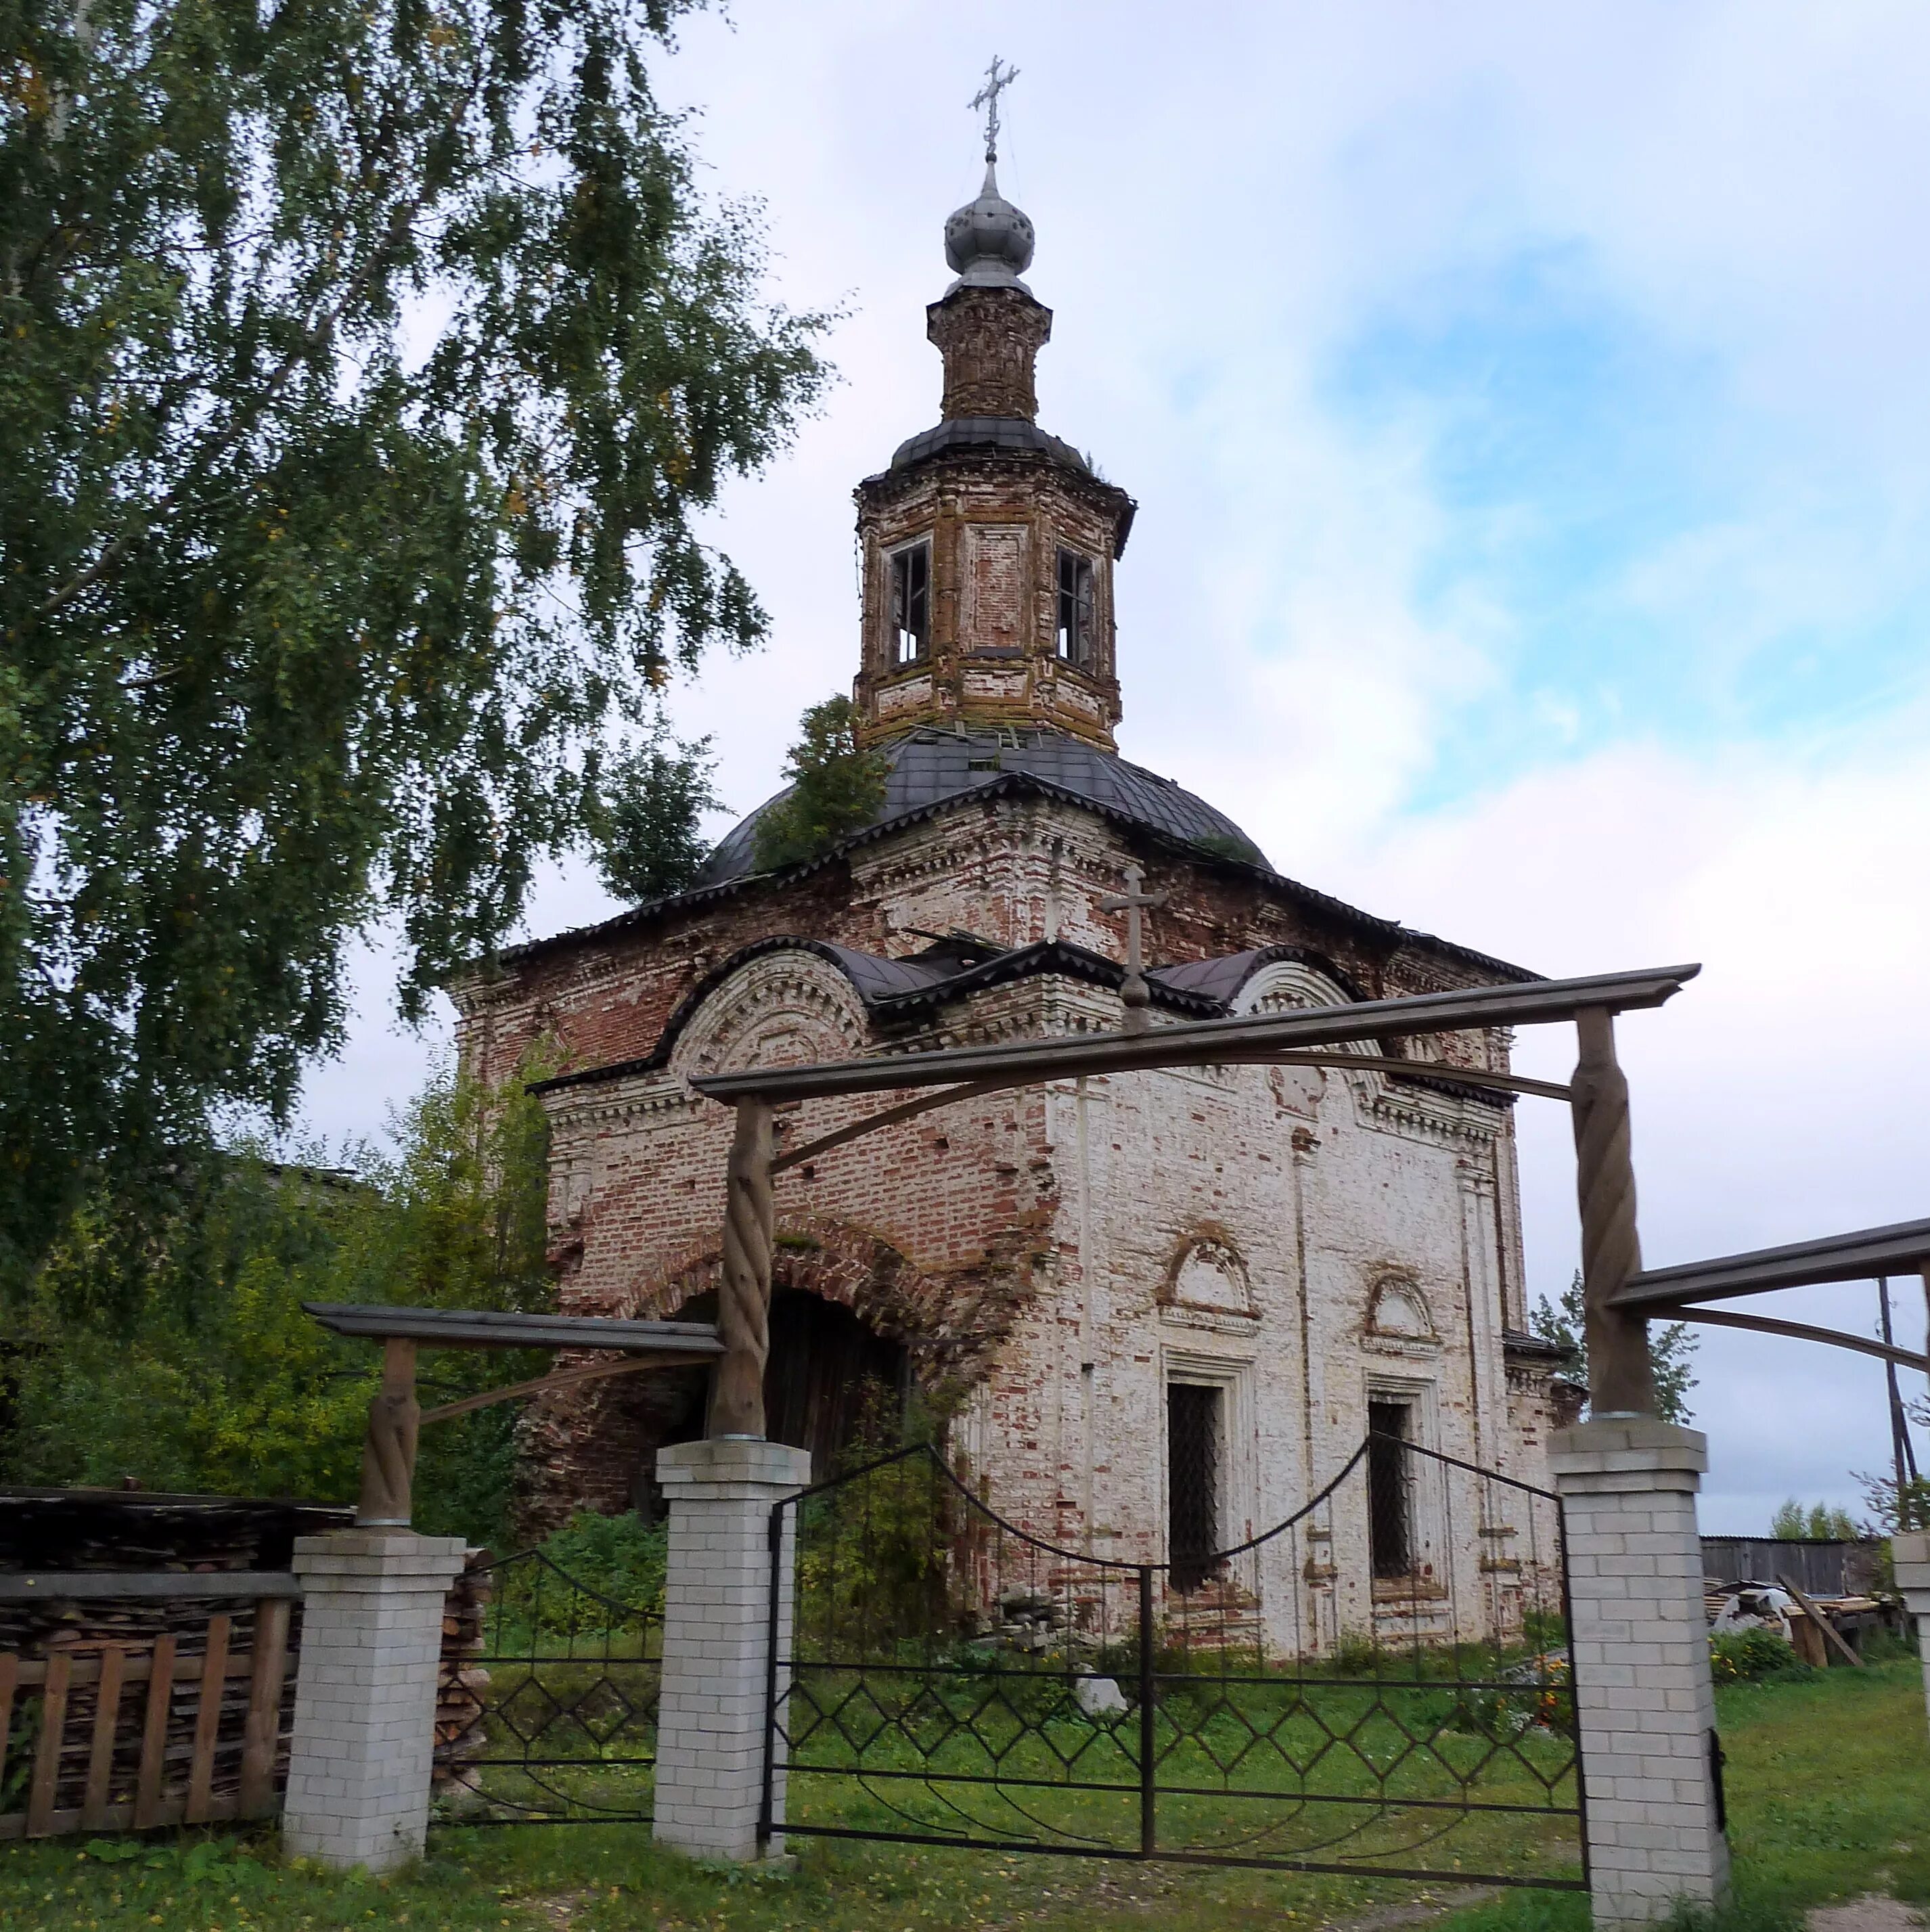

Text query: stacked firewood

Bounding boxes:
[433,1550,493,1784]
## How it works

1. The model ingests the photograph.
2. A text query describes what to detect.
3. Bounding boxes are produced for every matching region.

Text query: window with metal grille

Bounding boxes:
[1167,1381,1222,1592]
[891,541,930,665]
[1367,1399,1414,1579]
[1056,549,1094,665]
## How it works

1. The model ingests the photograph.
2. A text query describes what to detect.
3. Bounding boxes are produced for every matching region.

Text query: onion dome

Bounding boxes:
[943,160,1036,292]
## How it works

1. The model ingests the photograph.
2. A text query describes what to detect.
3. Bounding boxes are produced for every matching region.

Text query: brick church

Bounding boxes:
[457,150,1573,1630]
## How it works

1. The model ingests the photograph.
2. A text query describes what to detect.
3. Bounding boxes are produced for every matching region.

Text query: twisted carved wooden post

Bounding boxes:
[713,1097,773,1437]
[357,1336,420,1526]
[1571,1005,1657,1416]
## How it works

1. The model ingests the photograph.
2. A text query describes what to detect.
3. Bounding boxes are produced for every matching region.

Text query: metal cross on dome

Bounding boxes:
[970,55,1019,164]
[1099,861,1167,1035]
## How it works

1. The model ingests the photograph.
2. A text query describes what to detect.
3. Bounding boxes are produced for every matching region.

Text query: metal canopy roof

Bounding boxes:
[302,1304,723,1355]
[689,962,1701,1105]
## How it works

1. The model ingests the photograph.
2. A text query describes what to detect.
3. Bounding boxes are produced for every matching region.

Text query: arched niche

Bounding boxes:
[1163,1237,1255,1318]
[1365,1276,1437,1345]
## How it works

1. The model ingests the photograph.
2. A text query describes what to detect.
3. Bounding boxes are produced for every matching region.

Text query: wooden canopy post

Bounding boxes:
[1571,1005,1657,1416]
[713,1097,774,1437]
[357,1336,420,1527]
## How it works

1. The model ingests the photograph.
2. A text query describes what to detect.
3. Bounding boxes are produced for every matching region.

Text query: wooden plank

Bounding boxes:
[420,1351,711,1424]
[81,1647,128,1828]
[1639,1305,1930,1376]
[1615,1216,1930,1307]
[133,1633,177,1830]
[683,962,1703,1104]
[10,1647,261,1690]
[0,1793,221,1841]
[27,1650,70,1837]
[239,1600,290,1817]
[0,1655,16,1782]
[185,1617,230,1824]
[302,1303,721,1353]
[769,1079,1006,1173]
[0,1571,301,1602]
[1778,1575,1865,1668]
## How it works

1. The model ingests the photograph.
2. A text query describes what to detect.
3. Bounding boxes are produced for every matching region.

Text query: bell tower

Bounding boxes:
[851,72,1136,750]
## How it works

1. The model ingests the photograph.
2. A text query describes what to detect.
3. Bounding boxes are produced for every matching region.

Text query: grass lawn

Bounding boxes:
[1,1657,1924,1932]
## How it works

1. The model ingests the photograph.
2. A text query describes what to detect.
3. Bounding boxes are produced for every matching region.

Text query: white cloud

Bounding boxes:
[1326,723,1930,1526]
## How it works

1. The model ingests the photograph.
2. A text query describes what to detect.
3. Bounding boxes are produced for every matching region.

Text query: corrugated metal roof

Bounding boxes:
[701,727,1268,886]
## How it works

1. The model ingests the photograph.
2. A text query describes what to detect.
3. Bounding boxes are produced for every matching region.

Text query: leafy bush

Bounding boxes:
[751,696,889,872]
[535,1511,669,1627]
[1709,1627,1811,1684]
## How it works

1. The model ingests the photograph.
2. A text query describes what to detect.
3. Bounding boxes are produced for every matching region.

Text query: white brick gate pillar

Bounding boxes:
[1891,1532,1930,1738]
[1551,1418,1729,1927]
[653,1437,813,1862]
[282,1530,468,1873]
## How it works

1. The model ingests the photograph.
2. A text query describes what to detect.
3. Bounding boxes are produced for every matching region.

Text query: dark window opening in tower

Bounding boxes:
[1167,1380,1223,1592]
[892,541,930,665]
[1056,549,1095,665]
[1367,1398,1414,1579]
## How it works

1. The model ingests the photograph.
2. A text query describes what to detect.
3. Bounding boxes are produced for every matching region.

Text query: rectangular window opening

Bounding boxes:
[891,541,930,666]
[1056,549,1095,665]
[1167,1381,1223,1593]
[1367,1399,1414,1579]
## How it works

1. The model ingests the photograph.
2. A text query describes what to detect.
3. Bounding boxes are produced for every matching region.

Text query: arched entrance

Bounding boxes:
[642,1285,908,1493]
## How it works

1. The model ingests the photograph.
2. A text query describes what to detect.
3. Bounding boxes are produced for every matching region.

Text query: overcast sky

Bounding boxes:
[300,0,1930,1533]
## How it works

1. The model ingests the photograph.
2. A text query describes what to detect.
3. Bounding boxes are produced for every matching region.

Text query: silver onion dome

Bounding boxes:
[943,160,1035,291]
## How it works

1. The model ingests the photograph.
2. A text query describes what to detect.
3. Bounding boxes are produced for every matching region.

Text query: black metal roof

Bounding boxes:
[700,727,1268,887]
[887,415,1090,474]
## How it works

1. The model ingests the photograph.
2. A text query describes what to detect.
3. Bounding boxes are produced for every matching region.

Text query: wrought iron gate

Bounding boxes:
[434,1546,660,1825]
[763,1435,1585,1888]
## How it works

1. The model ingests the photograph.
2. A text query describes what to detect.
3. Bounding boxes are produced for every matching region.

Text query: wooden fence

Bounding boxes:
[1701,1537,1885,1599]
[0,1575,298,1840]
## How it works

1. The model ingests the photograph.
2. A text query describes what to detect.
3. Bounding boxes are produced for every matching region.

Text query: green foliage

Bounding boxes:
[1768,1498,1862,1540]
[1529,1268,1699,1424]
[585,732,720,903]
[1854,1462,1930,1533]
[532,1510,667,1625]
[0,0,831,1294]
[1709,1627,1810,1685]
[750,696,890,872]
[0,1059,555,1546]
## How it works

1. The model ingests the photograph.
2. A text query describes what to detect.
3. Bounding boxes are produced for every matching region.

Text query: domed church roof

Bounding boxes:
[943,158,1037,292]
[698,725,1269,885]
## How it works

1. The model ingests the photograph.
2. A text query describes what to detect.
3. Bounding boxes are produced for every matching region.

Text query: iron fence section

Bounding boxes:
[764,1433,1585,1889]
[433,1547,660,1826]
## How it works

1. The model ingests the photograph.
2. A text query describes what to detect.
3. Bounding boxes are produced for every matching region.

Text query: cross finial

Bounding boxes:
[1098,861,1167,1035]
[969,55,1020,165]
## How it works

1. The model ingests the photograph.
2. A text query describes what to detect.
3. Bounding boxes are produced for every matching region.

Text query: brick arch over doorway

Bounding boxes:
[512,1215,1024,1532]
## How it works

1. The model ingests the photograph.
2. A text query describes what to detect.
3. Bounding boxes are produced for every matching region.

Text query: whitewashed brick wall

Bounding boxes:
[283,1531,468,1873]
[653,1437,813,1862]
[1551,1419,1728,1926]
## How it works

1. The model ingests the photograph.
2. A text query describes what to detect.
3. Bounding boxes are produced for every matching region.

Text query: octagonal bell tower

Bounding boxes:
[852,139,1136,750]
